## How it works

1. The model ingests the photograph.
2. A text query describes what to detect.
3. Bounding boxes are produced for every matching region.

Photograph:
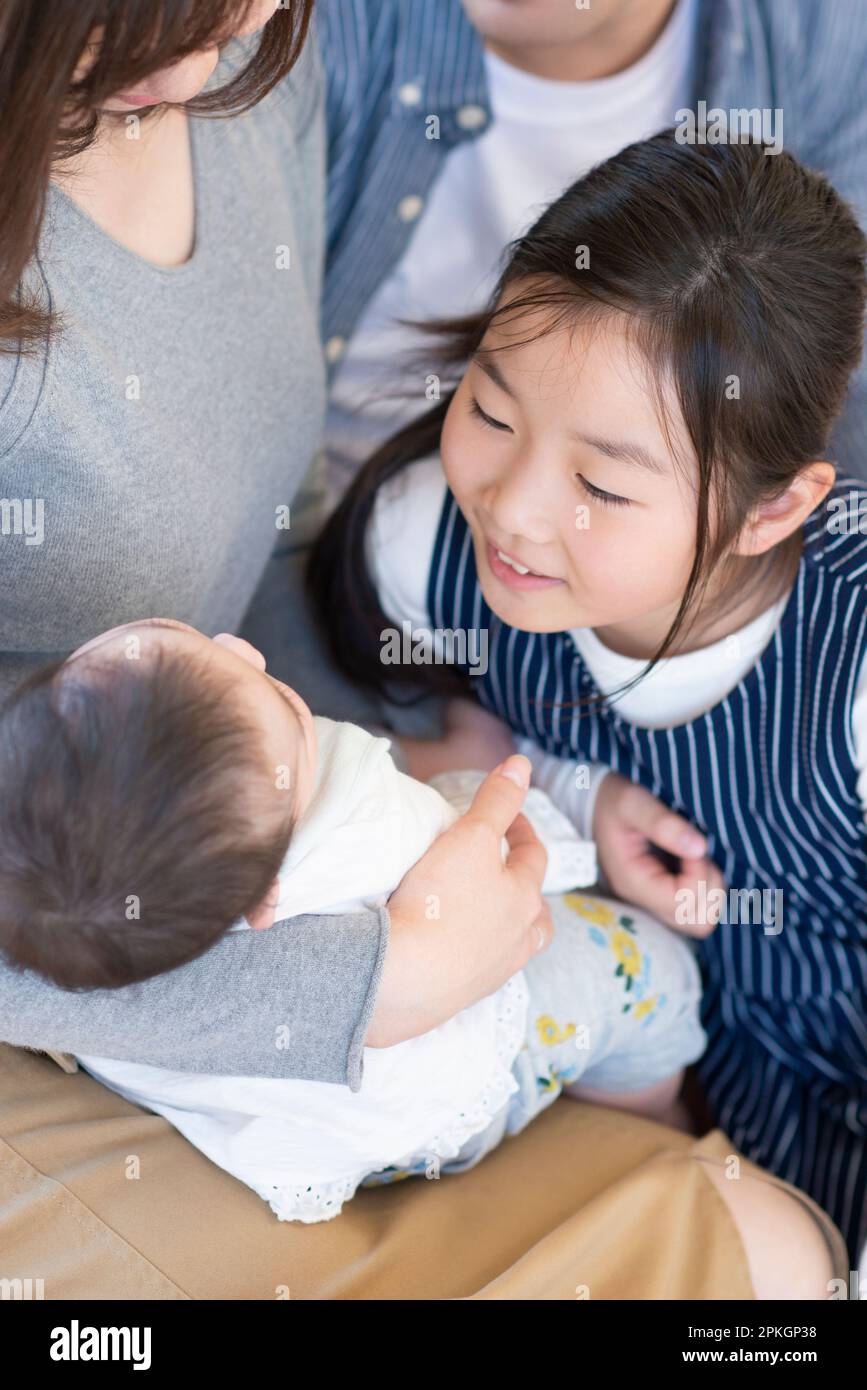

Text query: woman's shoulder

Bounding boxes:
[366,454,448,628]
[273,28,324,142]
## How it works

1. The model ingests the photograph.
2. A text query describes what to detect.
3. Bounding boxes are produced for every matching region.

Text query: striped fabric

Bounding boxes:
[426,477,867,1259]
[316,0,867,474]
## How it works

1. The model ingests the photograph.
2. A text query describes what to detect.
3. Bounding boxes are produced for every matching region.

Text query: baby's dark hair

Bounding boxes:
[0,645,296,989]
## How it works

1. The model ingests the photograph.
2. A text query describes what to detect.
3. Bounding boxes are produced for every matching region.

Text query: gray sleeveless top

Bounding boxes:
[0,37,387,1090]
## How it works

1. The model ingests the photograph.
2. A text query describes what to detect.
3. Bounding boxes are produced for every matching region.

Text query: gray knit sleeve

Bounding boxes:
[0,907,390,1091]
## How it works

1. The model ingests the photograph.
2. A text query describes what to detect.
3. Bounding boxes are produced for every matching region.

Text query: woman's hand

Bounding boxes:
[366,754,551,1047]
[593,772,725,936]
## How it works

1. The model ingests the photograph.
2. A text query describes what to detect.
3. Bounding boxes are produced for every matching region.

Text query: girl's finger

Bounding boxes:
[672,858,727,934]
[650,812,707,860]
[624,784,707,858]
[623,874,684,928]
[619,853,722,933]
[679,858,726,893]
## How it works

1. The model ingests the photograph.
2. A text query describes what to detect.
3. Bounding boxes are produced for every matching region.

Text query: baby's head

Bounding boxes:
[0,620,318,989]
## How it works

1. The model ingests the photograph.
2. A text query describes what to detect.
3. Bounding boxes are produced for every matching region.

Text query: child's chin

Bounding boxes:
[478,575,576,635]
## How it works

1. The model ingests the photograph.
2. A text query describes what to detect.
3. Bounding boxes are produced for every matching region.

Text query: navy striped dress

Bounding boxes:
[427,477,867,1258]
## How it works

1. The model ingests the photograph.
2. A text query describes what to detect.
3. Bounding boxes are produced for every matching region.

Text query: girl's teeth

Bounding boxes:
[497,548,531,575]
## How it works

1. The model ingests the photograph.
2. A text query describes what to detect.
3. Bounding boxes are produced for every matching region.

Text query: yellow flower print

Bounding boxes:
[535,1013,577,1047]
[632,996,659,1022]
[564,894,617,927]
[612,929,642,978]
[361,1167,414,1187]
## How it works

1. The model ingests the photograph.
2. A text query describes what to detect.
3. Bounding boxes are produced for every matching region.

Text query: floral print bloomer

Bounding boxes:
[363,893,706,1186]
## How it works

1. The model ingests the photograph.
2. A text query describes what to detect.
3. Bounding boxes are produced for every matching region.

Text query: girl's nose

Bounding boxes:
[486,461,556,547]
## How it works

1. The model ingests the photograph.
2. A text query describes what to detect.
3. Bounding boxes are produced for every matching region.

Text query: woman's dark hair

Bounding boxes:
[1,0,314,348]
[310,131,867,700]
[0,645,296,988]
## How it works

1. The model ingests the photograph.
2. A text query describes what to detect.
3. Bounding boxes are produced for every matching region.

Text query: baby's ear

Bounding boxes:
[244,878,281,931]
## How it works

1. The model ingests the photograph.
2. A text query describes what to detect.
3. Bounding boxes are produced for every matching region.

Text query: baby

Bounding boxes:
[0,619,706,1222]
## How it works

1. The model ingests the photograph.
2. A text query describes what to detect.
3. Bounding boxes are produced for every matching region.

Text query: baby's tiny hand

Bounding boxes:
[444,697,516,769]
[400,698,516,782]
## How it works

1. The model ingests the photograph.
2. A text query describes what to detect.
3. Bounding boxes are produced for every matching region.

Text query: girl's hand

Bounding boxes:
[593,772,725,936]
[366,755,551,1047]
[400,697,516,781]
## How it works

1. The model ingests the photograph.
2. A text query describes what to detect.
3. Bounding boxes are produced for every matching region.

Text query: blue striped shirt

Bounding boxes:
[317,0,867,475]
[427,474,867,1258]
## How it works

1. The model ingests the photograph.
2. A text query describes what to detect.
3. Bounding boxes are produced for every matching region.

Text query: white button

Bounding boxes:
[398,81,423,107]
[457,104,487,131]
[397,194,424,222]
[324,335,345,364]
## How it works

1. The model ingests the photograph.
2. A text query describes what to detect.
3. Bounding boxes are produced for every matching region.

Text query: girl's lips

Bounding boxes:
[485,541,564,592]
[115,92,161,107]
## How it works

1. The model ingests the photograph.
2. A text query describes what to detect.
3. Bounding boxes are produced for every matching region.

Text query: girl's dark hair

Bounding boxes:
[310,131,867,699]
[0,646,296,988]
[1,0,314,348]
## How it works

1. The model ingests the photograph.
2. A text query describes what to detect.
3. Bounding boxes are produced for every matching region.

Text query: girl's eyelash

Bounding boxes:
[577,474,631,508]
[470,398,511,432]
[467,401,630,507]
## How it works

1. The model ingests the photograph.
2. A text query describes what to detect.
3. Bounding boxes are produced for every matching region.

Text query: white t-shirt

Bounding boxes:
[325,0,699,488]
[366,455,867,839]
[78,716,594,1224]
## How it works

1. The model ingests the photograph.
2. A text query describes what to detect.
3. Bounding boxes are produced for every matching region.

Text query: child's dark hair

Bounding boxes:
[0,646,295,989]
[310,130,867,699]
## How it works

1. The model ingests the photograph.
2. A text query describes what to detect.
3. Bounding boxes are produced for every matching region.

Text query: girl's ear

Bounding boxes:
[734,462,836,558]
[244,878,281,931]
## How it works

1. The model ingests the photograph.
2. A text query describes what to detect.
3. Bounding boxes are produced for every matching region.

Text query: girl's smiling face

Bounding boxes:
[440,310,702,657]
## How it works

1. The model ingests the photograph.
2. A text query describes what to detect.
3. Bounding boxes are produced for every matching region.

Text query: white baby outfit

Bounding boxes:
[79,717,595,1223]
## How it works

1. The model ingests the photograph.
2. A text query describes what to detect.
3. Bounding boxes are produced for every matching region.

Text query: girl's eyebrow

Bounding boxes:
[473,353,516,397]
[569,430,668,475]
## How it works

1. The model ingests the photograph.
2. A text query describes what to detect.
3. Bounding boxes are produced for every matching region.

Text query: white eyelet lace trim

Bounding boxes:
[255,973,530,1224]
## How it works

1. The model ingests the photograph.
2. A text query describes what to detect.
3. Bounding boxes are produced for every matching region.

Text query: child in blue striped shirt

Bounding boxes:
[313,131,867,1260]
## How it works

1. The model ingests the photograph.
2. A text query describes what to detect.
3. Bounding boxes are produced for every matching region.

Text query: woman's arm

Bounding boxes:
[0,908,387,1089]
[367,754,550,1046]
[399,696,517,782]
[0,757,548,1083]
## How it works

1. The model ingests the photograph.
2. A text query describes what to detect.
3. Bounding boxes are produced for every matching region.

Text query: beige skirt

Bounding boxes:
[0,1043,848,1299]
